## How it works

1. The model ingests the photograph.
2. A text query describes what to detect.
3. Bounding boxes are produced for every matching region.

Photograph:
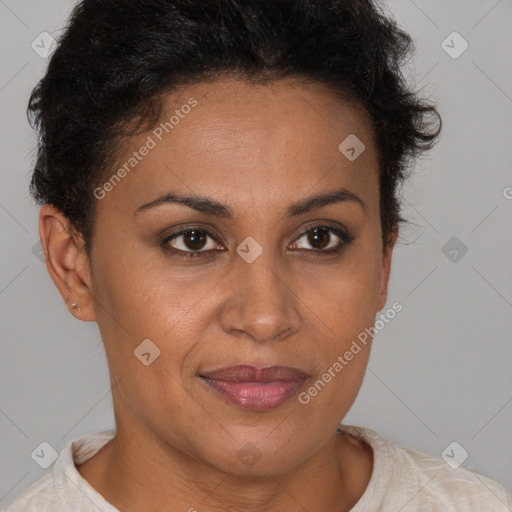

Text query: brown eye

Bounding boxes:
[290,225,354,255]
[180,229,208,250]
[163,228,223,258]
[307,227,331,250]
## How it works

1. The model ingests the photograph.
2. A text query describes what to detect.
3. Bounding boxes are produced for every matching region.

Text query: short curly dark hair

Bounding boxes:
[28,0,441,255]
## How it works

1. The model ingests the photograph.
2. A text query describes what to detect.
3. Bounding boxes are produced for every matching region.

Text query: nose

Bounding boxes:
[218,244,303,344]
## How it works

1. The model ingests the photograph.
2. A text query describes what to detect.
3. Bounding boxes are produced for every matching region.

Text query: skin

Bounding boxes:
[40,76,398,512]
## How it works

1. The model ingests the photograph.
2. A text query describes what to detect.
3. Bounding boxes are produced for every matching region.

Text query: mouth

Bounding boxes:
[198,365,309,411]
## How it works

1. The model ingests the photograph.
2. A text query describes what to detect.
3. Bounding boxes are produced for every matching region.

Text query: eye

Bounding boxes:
[161,224,353,259]
[290,225,353,255]
[162,227,224,258]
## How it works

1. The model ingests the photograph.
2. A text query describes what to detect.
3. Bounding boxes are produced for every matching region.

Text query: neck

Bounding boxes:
[76,425,373,512]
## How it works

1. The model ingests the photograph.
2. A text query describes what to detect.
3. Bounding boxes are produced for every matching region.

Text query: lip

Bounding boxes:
[200,364,309,382]
[199,365,308,411]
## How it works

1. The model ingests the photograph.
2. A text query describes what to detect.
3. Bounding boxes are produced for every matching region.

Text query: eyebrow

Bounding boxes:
[133,187,366,218]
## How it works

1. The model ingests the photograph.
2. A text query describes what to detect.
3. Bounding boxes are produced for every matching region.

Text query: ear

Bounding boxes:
[39,204,96,322]
[376,225,399,312]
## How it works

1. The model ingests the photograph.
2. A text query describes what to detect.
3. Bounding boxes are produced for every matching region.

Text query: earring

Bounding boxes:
[70,302,81,312]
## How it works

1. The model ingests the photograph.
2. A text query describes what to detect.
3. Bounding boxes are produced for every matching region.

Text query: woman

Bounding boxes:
[4,0,509,510]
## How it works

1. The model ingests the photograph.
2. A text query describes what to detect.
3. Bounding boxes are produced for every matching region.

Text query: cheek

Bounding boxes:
[90,224,180,325]
[290,239,382,409]
[295,244,382,335]
[89,231,220,375]
[295,264,378,414]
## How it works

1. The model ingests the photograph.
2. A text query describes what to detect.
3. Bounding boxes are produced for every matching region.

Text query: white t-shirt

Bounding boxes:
[2,424,510,511]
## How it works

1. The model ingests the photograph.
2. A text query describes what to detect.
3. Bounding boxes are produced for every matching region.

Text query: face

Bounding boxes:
[42,76,397,476]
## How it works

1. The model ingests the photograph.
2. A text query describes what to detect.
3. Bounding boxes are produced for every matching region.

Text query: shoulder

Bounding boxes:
[340,424,510,511]
[391,442,509,510]
[1,473,59,512]
[1,429,117,512]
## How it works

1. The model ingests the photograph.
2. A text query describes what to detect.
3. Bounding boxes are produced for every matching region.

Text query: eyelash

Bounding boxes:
[161,225,354,259]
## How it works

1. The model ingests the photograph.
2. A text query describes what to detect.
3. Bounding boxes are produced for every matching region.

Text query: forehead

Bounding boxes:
[101,76,379,217]
[161,75,374,153]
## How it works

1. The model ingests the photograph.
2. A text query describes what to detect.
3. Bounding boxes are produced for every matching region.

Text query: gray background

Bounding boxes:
[1,0,511,507]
